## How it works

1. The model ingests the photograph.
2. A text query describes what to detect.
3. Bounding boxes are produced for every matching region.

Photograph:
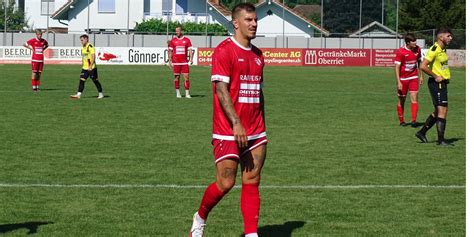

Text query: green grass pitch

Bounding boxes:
[0,64,465,236]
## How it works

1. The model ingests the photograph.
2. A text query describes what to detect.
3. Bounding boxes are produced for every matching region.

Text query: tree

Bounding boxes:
[134,19,229,36]
[383,0,397,31]
[286,0,321,8]
[322,0,386,34]
[399,0,465,48]
[399,0,465,31]
[0,0,28,31]
[323,0,360,33]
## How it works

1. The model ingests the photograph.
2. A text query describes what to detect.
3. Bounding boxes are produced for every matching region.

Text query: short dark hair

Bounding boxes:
[436,27,452,36]
[232,3,256,20]
[404,33,416,44]
[80,34,89,39]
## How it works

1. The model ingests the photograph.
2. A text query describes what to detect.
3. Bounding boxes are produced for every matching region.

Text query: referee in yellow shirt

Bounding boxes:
[70,34,104,99]
[415,28,453,146]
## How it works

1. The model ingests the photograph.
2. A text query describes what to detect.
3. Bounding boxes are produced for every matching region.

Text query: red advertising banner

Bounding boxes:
[302,49,371,66]
[197,48,214,66]
[7,46,464,67]
[371,49,396,67]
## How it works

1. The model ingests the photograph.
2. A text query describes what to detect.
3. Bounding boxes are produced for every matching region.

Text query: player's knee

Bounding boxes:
[217,178,235,193]
[438,107,448,117]
[243,173,261,184]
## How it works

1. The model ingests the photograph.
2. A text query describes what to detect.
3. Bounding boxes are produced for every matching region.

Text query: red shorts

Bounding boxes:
[397,79,419,96]
[173,64,189,75]
[212,137,268,164]
[31,61,44,73]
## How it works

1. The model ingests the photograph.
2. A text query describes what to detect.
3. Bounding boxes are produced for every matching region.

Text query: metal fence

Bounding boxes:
[1,31,435,49]
[411,29,465,49]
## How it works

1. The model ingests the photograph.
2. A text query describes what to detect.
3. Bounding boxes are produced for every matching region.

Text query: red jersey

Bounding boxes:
[394,46,421,80]
[26,37,49,62]
[211,37,266,141]
[169,36,192,65]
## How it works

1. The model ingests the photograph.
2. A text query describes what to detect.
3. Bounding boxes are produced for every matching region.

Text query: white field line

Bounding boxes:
[0,183,465,189]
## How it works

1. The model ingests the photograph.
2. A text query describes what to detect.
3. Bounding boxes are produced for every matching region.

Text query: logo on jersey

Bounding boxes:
[255,58,262,66]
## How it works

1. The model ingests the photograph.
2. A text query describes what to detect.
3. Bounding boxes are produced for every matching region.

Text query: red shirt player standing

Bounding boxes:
[168,26,193,98]
[23,29,49,91]
[189,3,267,237]
[394,33,423,127]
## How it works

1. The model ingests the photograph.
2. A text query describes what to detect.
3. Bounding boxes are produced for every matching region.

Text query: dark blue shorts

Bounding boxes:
[80,68,98,80]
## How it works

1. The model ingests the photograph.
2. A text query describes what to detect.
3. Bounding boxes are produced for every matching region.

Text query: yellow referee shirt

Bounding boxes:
[424,42,450,80]
[82,43,97,70]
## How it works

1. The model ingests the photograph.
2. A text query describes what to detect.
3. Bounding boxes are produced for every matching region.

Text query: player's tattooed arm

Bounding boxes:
[215,82,239,125]
[215,82,248,148]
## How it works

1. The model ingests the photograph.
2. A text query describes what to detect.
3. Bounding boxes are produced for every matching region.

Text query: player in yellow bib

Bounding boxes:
[415,28,453,146]
[71,34,104,99]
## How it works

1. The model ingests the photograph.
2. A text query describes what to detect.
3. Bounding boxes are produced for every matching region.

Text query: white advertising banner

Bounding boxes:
[0,46,82,64]
[0,46,198,65]
[95,47,195,65]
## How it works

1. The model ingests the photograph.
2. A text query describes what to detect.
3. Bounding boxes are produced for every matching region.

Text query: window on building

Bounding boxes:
[162,0,172,15]
[41,0,55,15]
[176,0,187,14]
[144,0,150,15]
[19,0,25,12]
[98,0,115,13]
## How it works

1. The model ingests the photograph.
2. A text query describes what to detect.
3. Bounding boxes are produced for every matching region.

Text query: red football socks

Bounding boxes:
[174,80,180,89]
[197,182,225,220]
[411,102,418,122]
[397,103,404,123]
[241,183,260,235]
[31,78,40,89]
[184,80,190,90]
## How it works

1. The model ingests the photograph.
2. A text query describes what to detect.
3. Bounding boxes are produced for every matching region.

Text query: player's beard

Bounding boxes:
[248,29,257,40]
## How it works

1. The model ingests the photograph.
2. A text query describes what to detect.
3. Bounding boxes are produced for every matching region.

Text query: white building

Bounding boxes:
[16,0,329,37]
[13,0,69,31]
[255,0,329,37]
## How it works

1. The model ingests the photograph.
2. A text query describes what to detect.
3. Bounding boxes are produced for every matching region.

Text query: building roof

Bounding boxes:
[292,4,321,18]
[51,0,77,20]
[349,21,402,38]
[207,0,232,20]
[271,0,329,36]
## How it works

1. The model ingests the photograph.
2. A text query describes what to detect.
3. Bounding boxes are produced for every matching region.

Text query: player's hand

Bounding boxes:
[88,66,92,71]
[434,75,444,82]
[397,82,403,91]
[233,122,248,148]
[419,77,424,85]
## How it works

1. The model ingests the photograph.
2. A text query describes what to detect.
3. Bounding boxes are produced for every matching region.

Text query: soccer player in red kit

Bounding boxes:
[23,29,49,91]
[394,33,423,127]
[189,3,266,237]
[168,26,193,98]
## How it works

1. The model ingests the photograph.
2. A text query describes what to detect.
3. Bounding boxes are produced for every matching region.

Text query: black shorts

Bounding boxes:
[428,77,448,107]
[80,68,98,80]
